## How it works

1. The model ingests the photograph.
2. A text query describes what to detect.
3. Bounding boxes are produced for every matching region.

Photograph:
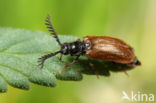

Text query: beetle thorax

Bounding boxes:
[60,40,90,56]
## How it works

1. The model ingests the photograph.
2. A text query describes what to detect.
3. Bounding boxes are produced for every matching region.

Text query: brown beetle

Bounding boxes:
[38,14,141,74]
[83,36,141,66]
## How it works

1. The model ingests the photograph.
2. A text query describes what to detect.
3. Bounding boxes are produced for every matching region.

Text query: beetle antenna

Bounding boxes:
[38,51,61,69]
[45,14,62,46]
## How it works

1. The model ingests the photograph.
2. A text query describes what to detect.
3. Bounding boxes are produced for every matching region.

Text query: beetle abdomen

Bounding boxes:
[83,36,135,64]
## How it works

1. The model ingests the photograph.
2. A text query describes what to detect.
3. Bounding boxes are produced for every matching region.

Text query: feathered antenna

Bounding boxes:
[38,14,62,69]
[38,51,61,69]
[45,14,62,46]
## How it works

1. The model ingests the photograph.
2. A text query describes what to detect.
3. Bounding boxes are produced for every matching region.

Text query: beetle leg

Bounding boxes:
[59,54,63,61]
[118,66,129,77]
[89,62,99,79]
[38,51,61,69]
[60,55,80,74]
[123,70,129,77]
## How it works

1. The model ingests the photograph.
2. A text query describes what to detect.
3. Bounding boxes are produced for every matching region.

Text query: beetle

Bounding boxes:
[38,14,141,74]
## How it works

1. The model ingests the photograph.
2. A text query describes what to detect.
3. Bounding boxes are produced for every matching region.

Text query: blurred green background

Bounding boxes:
[0,0,156,103]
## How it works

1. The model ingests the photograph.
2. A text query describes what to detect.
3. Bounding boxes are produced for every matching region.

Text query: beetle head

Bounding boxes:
[60,44,69,55]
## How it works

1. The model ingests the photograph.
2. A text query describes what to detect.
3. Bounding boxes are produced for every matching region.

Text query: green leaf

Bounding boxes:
[0,28,134,93]
[0,75,7,92]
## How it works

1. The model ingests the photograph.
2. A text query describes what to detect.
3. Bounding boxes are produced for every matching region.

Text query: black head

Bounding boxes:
[59,40,90,56]
[60,43,69,55]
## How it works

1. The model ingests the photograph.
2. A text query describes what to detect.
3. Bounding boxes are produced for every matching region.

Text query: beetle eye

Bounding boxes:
[85,43,90,47]
[72,45,75,49]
